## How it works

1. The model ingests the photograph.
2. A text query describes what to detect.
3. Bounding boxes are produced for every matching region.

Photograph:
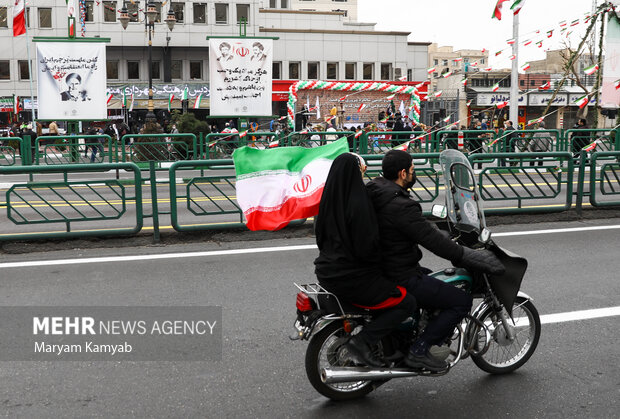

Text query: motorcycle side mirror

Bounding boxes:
[479,228,491,244]
[431,204,447,219]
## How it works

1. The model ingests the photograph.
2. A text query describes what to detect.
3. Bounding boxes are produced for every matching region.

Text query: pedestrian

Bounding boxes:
[570,118,591,161]
[528,121,551,166]
[500,120,517,167]
[90,127,105,163]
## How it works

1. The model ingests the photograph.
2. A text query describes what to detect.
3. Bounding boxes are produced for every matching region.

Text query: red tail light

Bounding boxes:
[296,292,314,312]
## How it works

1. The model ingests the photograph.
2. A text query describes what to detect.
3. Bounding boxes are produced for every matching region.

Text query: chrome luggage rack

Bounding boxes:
[294,282,347,317]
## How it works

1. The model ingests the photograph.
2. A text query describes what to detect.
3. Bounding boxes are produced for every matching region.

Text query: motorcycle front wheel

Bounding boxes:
[471,296,541,374]
[305,321,375,401]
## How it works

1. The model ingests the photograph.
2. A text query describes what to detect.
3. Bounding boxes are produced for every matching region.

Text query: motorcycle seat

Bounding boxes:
[317,293,371,315]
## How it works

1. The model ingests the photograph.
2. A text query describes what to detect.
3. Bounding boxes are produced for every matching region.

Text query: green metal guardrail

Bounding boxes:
[286,131,355,149]
[168,159,244,232]
[0,163,143,241]
[589,151,620,207]
[565,128,619,154]
[36,134,113,165]
[121,133,198,164]
[204,132,279,159]
[363,131,430,154]
[503,130,562,153]
[0,137,23,166]
[469,152,574,214]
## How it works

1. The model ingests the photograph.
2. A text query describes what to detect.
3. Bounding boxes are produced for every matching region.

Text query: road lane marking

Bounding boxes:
[539,306,620,324]
[494,224,620,237]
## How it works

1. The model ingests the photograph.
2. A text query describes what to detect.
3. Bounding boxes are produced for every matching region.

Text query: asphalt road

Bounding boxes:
[0,217,619,418]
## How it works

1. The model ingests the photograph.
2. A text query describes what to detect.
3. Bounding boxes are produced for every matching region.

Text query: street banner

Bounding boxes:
[601,15,620,109]
[209,38,272,116]
[36,42,107,120]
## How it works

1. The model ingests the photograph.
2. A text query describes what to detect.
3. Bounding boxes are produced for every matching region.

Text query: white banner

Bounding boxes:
[209,38,272,116]
[601,15,620,109]
[36,42,107,120]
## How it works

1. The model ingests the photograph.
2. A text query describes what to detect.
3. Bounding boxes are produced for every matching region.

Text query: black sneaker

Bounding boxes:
[404,351,448,372]
[344,335,384,368]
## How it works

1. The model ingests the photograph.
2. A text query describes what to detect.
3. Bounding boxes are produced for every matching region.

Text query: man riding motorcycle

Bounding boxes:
[366,150,504,371]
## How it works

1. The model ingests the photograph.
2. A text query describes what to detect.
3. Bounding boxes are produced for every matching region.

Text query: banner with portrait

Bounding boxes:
[209,38,273,116]
[600,15,620,109]
[36,42,107,120]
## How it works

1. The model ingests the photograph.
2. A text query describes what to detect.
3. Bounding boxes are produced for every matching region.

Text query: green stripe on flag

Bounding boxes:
[233,137,349,178]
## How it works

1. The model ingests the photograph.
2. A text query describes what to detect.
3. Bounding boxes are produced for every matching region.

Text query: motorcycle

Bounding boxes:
[290,149,541,401]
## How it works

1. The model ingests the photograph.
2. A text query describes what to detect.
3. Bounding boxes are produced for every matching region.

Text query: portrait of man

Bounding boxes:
[250,42,266,62]
[60,73,89,102]
[217,42,233,62]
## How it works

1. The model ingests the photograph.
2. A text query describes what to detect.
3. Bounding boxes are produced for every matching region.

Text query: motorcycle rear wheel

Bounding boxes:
[471,296,541,374]
[305,321,375,401]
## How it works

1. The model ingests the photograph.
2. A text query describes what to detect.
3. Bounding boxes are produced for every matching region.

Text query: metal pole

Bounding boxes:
[24,17,36,121]
[146,4,155,122]
[509,12,519,126]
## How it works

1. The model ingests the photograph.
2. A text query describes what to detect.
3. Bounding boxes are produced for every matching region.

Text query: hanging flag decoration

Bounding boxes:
[239,130,248,138]
[129,93,134,112]
[106,94,113,104]
[481,48,487,53]
[357,103,367,112]
[392,141,410,151]
[193,93,203,109]
[570,19,580,27]
[168,94,174,111]
[491,83,500,92]
[614,80,620,90]
[574,95,589,109]
[527,116,545,126]
[355,130,363,139]
[443,116,451,123]
[433,91,443,98]
[13,0,26,37]
[339,95,347,102]
[386,94,396,100]
[511,0,526,15]
[539,82,551,90]
[13,96,19,114]
[427,67,436,74]
[268,140,279,148]
[584,64,599,76]
[461,77,468,87]
[507,38,516,45]
[496,101,509,109]
[122,90,127,108]
[453,58,463,63]
[398,75,408,82]
[523,40,532,46]
[521,62,531,71]
[415,82,425,89]
[509,55,516,60]
[482,67,493,72]
[536,40,543,48]
[559,20,567,27]
[547,30,554,38]
[442,71,453,78]
[495,51,503,57]
[182,87,189,101]
[492,0,511,20]
[582,140,597,152]
[466,99,473,107]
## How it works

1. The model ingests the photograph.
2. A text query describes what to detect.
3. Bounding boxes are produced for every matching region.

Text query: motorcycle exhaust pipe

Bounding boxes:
[321,366,421,384]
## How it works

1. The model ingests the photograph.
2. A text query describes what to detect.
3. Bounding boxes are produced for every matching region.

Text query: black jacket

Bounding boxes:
[366,177,464,283]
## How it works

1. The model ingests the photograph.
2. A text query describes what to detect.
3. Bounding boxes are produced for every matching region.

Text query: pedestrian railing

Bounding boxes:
[589,151,620,207]
[121,133,198,164]
[0,137,23,166]
[36,135,114,165]
[203,132,279,159]
[0,163,143,241]
[363,131,430,154]
[286,131,355,150]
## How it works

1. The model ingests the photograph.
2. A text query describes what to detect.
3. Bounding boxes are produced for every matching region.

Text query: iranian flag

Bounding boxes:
[442,71,453,78]
[182,88,189,101]
[523,40,532,46]
[582,140,597,152]
[492,0,511,20]
[521,62,531,71]
[497,101,509,109]
[539,82,551,90]
[233,137,349,231]
[106,94,113,104]
[392,141,410,151]
[168,94,174,111]
[511,0,526,15]
[584,64,599,76]
[434,90,443,98]
[122,90,128,108]
[507,38,516,45]
[574,95,589,109]
[491,83,500,92]
[194,93,203,109]
[615,80,620,90]
[13,0,25,37]
[268,140,279,148]
[461,77,468,87]
[129,93,134,111]
[386,94,396,100]
[357,103,367,112]
[427,67,436,74]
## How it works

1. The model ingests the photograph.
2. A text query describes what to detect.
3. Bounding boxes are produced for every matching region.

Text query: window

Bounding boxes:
[0,7,7,28]
[332,0,348,2]
[103,1,116,22]
[289,62,300,79]
[380,63,391,80]
[84,1,94,22]
[269,0,277,7]
[0,61,9,80]
[170,2,184,23]
[281,0,289,7]
[128,3,139,22]
[363,63,373,80]
[407,69,412,81]
[326,62,338,79]
[193,3,207,23]
[272,62,281,79]
[236,4,249,24]
[519,80,524,86]
[190,61,202,79]
[395,68,402,80]
[127,61,140,80]
[38,8,52,28]
[19,60,29,80]
[345,62,356,80]
[480,58,485,64]
[215,4,228,24]
[442,59,448,66]
[464,58,470,63]
[107,61,119,79]
[530,80,536,86]
[308,62,319,79]
[434,59,438,66]
[151,61,161,80]
[171,60,182,79]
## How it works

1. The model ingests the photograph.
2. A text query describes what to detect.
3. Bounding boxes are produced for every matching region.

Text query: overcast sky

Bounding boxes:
[357,0,609,68]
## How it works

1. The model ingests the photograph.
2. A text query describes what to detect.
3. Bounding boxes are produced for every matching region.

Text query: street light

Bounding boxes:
[119,1,176,123]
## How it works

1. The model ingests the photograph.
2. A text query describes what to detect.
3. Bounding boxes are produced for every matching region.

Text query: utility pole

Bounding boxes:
[509,13,519,127]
